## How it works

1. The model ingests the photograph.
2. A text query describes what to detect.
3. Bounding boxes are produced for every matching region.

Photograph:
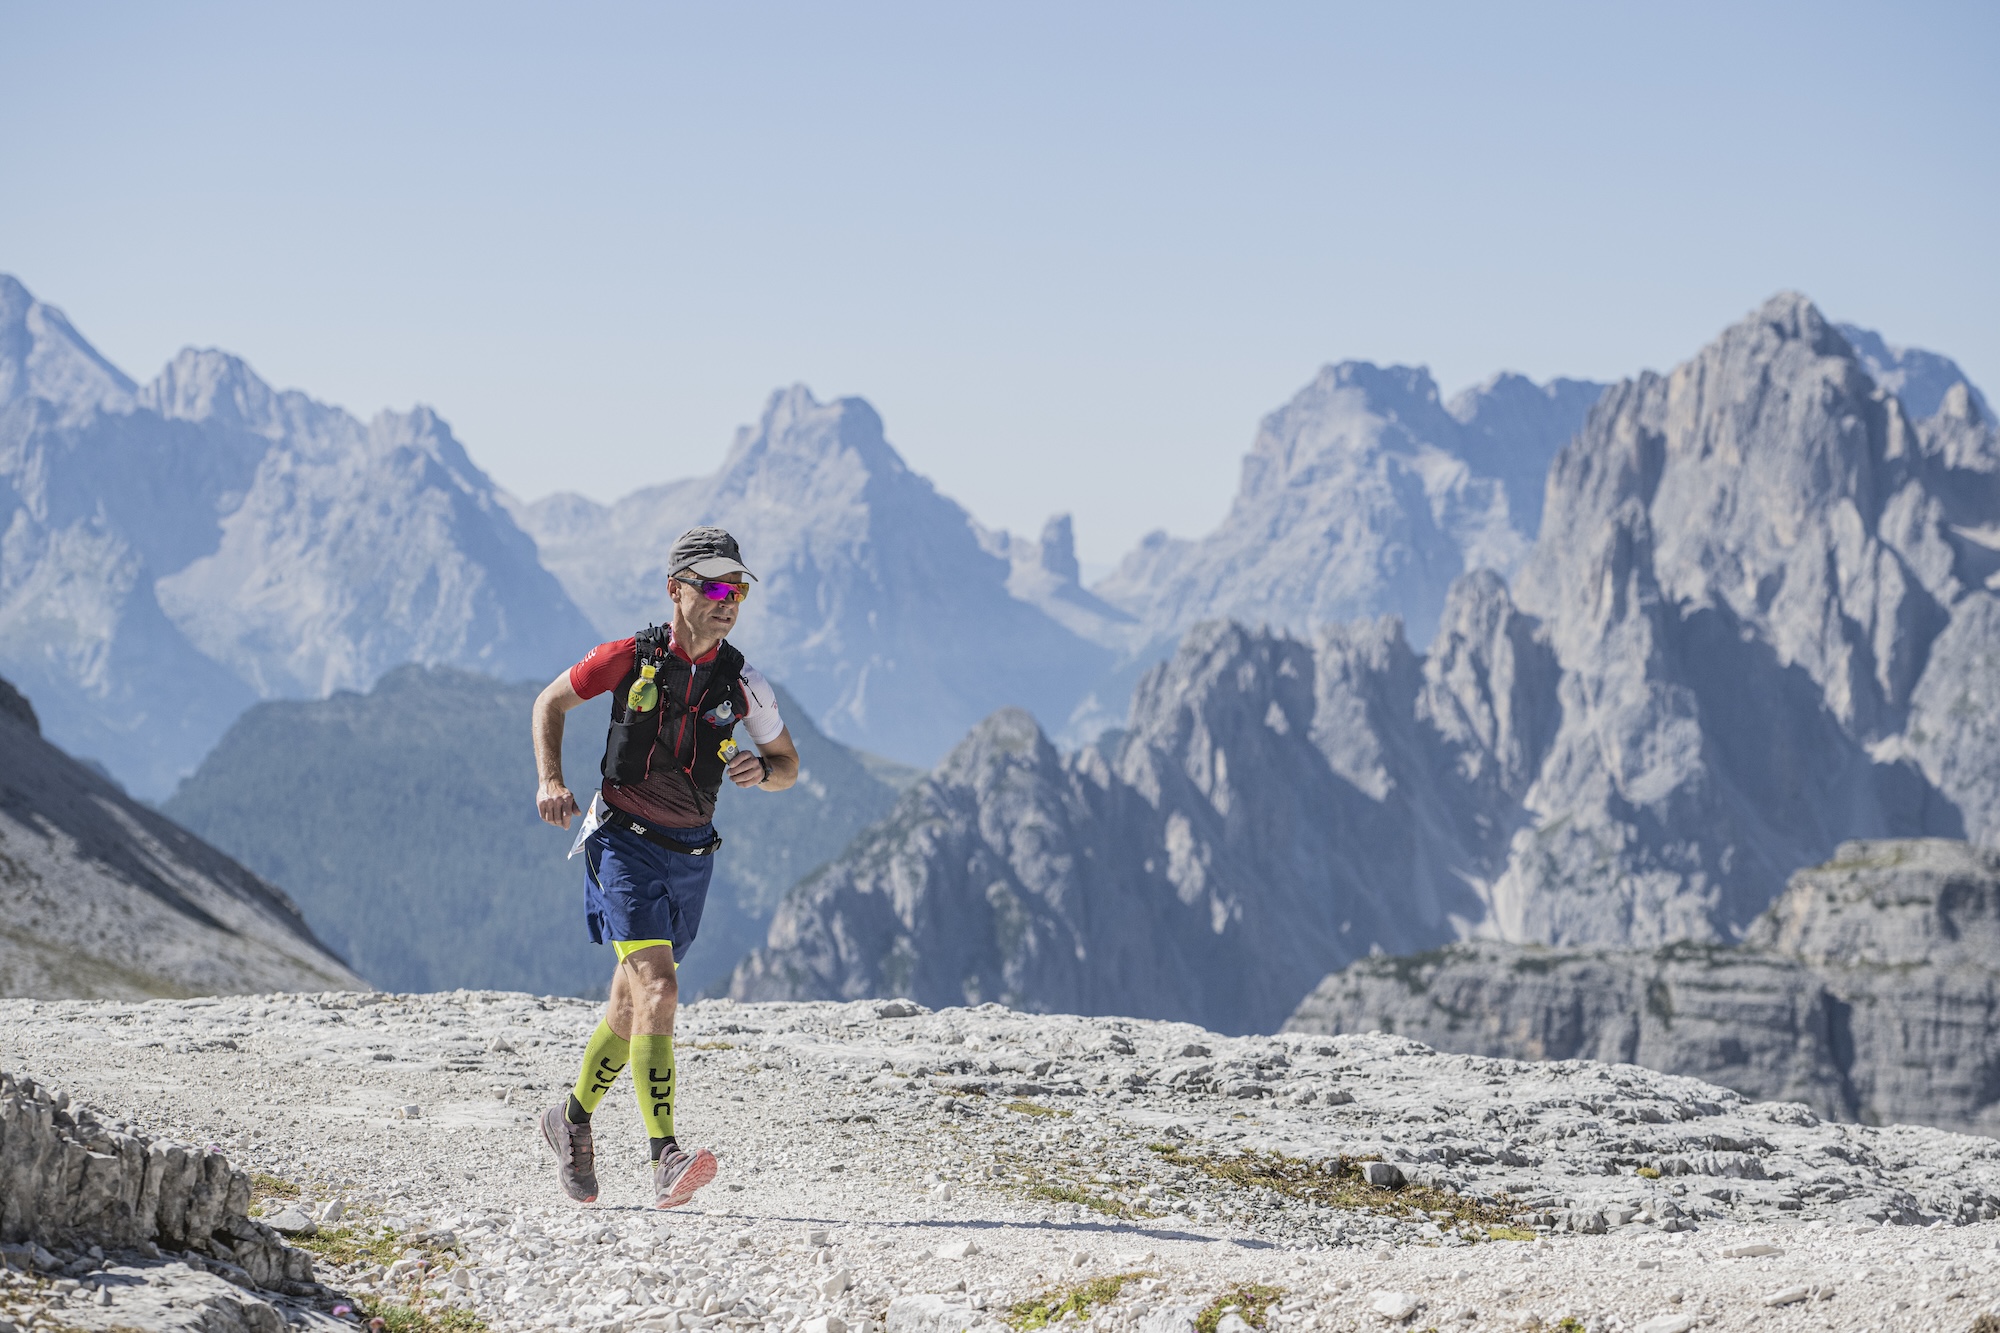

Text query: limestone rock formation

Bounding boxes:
[0,274,595,795]
[520,386,1112,767]
[1288,839,2000,1135]
[0,1069,314,1290]
[0,672,361,999]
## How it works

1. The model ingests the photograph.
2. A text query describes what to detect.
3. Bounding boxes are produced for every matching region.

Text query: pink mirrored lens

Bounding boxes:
[701,581,744,602]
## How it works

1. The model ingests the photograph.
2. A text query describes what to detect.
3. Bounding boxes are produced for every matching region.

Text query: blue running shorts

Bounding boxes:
[582,820,716,965]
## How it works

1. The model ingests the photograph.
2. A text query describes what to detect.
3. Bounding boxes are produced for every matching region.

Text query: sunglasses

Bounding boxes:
[675,576,749,604]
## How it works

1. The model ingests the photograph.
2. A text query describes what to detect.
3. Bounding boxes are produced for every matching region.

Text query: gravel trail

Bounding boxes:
[7,992,2000,1332]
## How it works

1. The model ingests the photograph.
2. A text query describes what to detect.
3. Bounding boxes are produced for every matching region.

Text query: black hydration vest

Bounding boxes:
[600,625,747,816]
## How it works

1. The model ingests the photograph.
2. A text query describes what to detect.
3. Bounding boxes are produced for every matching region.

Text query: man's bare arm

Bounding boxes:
[727,726,801,791]
[534,671,588,827]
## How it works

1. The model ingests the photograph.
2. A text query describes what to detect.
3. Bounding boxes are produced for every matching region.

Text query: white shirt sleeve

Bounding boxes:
[739,664,786,746]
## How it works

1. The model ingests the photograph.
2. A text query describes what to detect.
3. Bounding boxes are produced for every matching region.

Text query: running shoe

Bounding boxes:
[653,1145,718,1208]
[539,1104,599,1204]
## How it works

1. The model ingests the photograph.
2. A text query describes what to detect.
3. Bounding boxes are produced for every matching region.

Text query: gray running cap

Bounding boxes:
[669,526,757,582]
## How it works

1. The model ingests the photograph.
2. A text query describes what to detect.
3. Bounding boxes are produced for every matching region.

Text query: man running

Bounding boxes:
[531,525,798,1207]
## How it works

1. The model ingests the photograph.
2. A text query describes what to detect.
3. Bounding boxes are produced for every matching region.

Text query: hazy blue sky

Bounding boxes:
[4,2,1994,568]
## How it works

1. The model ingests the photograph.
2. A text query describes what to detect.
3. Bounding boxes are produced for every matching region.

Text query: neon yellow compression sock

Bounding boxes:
[631,1031,676,1154]
[567,1020,630,1122]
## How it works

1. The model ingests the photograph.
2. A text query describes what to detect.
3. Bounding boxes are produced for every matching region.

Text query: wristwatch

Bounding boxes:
[755,754,771,785]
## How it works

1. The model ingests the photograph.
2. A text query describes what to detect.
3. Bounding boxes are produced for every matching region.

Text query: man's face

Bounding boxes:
[668,571,745,638]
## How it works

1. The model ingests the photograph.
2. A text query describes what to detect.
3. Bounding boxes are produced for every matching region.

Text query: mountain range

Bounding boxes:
[0,276,592,796]
[0,270,1625,796]
[9,271,1995,1024]
[0,671,361,998]
[731,294,2000,1033]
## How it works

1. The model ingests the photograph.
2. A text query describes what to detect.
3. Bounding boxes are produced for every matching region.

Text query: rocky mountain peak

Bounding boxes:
[721,384,909,491]
[936,706,1060,788]
[0,274,136,418]
[1093,357,1601,660]
[1745,289,1847,357]
[138,347,288,434]
[1519,290,1947,741]
[1234,361,1456,503]
[1035,514,1080,583]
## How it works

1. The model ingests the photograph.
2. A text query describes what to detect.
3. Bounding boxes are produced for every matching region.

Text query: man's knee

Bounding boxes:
[624,949,679,1003]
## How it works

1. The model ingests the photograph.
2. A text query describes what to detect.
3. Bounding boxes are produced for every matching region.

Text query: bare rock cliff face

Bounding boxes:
[0,672,362,999]
[1495,293,1993,947]
[1288,839,2000,1135]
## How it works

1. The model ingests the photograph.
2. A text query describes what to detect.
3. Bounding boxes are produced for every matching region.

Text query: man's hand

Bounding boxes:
[538,778,581,828]
[726,751,767,788]
[533,671,588,828]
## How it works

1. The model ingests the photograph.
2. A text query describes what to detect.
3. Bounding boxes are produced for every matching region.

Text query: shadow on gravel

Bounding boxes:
[643,1208,1274,1249]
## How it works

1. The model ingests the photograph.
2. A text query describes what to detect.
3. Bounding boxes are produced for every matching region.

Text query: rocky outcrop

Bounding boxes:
[1287,839,2000,1135]
[0,274,596,796]
[521,385,1112,767]
[0,672,362,999]
[0,1069,313,1291]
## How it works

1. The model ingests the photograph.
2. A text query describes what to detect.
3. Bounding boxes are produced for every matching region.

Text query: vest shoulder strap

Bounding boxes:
[633,623,671,662]
[711,639,745,686]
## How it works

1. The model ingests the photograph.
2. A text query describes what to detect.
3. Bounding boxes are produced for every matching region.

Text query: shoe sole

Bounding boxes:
[656,1148,718,1209]
[539,1108,599,1204]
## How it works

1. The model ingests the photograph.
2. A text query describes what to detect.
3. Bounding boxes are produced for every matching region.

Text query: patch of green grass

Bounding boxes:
[1147,1146,1524,1236]
[1194,1284,1284,1333]
[293,1225,407,1269]
[1636,1166,1662,1179]
[1555,1319,1586,1333]
[1007,1273,1147,1330]
[367,1302,487,1333]
[1485,1225,1537,1241]
[1029,1183,1133,1218]
[249,1172,300,1200]
[1004,1100,1071,1118]
[689,1040,737,1051]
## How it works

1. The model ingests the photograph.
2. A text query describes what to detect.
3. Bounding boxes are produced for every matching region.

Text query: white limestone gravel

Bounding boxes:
[8,990,2000,1333]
